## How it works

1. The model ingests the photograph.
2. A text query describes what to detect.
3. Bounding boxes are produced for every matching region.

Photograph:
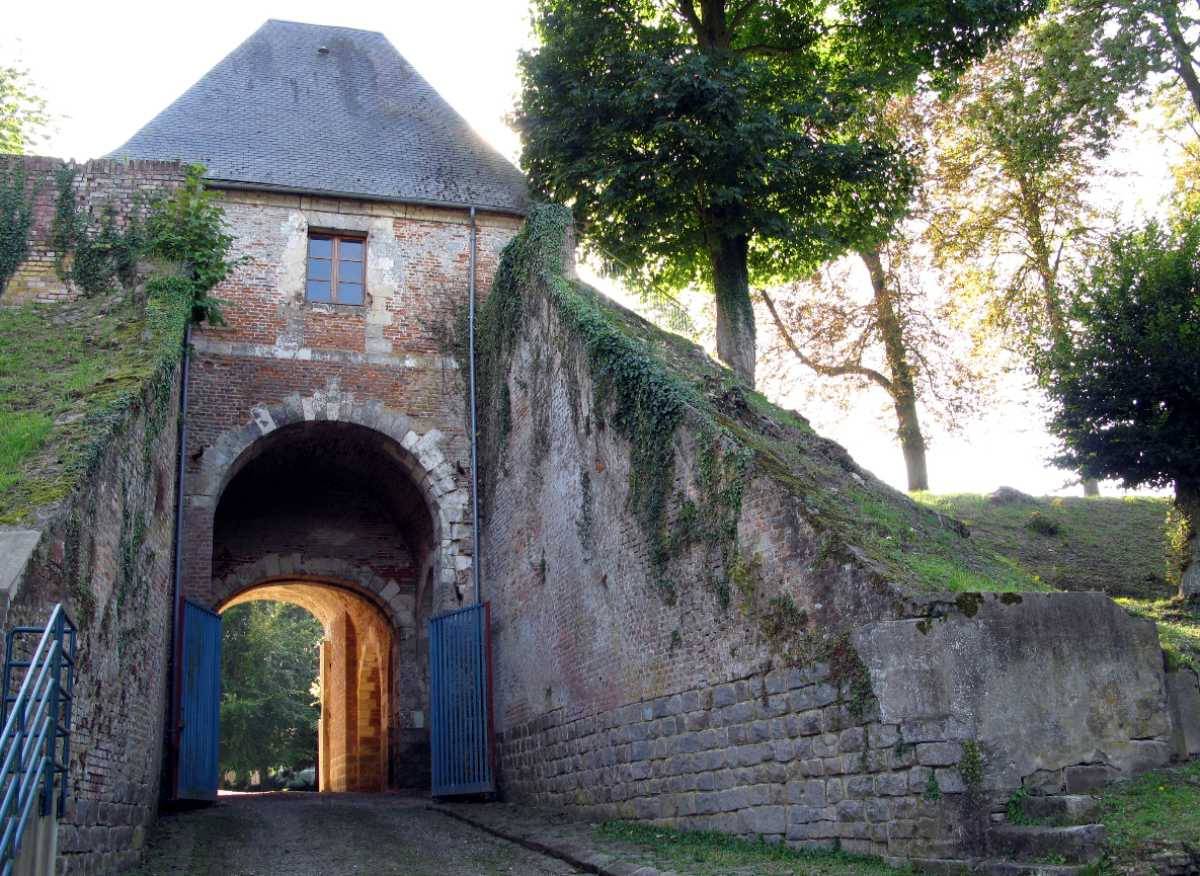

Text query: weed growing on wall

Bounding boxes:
[50,162,231,322]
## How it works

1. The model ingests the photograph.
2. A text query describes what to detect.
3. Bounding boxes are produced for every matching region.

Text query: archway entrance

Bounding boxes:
[221,584,392,791]
[206,419,439,792]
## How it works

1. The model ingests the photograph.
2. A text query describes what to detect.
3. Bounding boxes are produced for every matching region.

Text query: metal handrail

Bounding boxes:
[0,605,77,875]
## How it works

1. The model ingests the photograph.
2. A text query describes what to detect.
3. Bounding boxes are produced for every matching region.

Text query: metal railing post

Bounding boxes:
[41,615,62,817]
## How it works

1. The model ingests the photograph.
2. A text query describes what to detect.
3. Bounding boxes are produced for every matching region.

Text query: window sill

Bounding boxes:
[303,299,368,315]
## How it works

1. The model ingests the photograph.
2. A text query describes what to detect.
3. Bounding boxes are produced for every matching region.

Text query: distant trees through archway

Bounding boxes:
[219,600,323,791]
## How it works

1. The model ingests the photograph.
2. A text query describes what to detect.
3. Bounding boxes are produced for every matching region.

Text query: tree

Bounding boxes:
[0,65,49,155]
[220,601,324,784]
[1039,212,1200,599]
[930,12,1131,493]
[762,237,983,491]
[1067,0,1200,118]
[931,13,1124,352]
[515,0,1046,386]
[760,93,984,491]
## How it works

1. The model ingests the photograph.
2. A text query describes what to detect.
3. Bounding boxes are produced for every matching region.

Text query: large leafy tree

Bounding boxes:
[515,0,1046,386]
[1039,213,1200,599]
[930,12,1131,494]
[220,601,324,784]
[931,13,1125,352]
[0,65,48,155]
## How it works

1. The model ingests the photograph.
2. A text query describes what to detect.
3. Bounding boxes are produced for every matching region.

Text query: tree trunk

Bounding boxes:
[1177,481,1200,602]
[1014,180,1097,496]
[710,233,756,386]
[861,248,929,491]
[1159,3,1200,119]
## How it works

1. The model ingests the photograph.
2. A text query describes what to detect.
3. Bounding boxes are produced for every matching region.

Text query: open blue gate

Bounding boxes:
[429,602,495,797]
[177,600,221,801]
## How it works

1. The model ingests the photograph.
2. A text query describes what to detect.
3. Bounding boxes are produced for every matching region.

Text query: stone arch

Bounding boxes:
[183,381,472,791]
[190,381,473,608]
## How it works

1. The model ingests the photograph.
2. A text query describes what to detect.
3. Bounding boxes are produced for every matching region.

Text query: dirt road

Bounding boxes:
[128,792,582,876]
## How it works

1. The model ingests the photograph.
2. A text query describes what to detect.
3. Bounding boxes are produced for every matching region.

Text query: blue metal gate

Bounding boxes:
[429,602,495,797]
[177,601,221,801]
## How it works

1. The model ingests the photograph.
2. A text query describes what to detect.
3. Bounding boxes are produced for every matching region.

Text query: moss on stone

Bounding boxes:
[0,278,190,526]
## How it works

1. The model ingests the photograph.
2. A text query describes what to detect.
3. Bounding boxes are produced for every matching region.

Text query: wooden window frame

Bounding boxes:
[306,231,367,305]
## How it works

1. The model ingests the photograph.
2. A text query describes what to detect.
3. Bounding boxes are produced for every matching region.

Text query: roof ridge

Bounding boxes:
[263,19,387,37]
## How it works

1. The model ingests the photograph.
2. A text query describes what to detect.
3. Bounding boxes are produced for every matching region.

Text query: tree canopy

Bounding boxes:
[220,601,324,783]
[930,10,1126,352]
[515,0,1046,385]
[1039,211,1200,597]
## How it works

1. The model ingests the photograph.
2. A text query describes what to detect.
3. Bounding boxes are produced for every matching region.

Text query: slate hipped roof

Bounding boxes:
[110,20,528,214]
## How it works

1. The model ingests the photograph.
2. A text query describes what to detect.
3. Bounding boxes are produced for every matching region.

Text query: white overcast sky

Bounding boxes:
[5,0,1177,497]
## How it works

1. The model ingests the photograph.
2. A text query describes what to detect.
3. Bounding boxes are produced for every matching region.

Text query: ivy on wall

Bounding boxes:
[48,161,231,322]
[0,161,34,293]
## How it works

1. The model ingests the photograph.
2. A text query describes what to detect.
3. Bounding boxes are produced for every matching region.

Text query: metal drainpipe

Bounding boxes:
[468,207,482,605]
[168,322,191,798]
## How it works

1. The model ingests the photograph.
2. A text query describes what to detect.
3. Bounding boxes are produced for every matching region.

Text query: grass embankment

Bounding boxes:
[913,493,1175,598]
[1095,759,1200,872]
[596,821,911,875]
[913,493,1200,672]
[0,286,188,525]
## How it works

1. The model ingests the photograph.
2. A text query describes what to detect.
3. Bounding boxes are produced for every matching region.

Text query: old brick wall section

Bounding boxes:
[480,238,1178,862]
[3,364,183,874]
[0,156,185,304]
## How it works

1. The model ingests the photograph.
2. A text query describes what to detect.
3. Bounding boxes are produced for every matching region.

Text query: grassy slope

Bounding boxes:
[1096,759,1200,870]
[912,493,1175,598]
[0,286,188,526]
[496,207,1041,592]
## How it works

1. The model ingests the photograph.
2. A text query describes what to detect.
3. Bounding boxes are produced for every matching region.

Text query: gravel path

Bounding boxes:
[128,792,583,876]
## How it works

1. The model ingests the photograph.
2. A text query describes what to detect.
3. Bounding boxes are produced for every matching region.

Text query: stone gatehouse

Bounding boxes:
[0,16,1198,876]
[109,20,527,794]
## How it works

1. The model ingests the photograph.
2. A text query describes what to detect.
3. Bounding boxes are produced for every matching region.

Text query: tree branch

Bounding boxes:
[760,290,894,392]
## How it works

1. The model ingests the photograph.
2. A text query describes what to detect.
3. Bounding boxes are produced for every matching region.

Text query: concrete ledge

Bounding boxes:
[0,530,42,602]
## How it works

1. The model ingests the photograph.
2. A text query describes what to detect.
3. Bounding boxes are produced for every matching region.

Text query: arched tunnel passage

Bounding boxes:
[210,420,438,791]
[221,583,393,792]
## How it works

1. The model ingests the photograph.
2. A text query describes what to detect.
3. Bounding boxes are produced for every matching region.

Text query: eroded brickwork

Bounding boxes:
[480,227,1180,864]
[0,156,185,304]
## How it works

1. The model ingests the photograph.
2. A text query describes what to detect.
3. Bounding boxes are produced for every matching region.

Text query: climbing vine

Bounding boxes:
[49,162,231,322]
[0,160,34,292]
[477,205,760,610]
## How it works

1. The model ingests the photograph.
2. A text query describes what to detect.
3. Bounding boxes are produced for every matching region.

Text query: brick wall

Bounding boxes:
[0,156,185,304]
[480,223,1179,863]
[3,361,183,874]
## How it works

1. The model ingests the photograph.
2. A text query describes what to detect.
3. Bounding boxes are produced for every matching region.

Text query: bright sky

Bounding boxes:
[5,1,1177,498]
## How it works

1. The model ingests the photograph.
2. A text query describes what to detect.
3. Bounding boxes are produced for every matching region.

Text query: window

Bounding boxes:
[306,232,365,305]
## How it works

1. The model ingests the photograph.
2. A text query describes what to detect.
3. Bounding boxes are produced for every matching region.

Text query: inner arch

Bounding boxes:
[222,582,393,792]
[211,420,437,791]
